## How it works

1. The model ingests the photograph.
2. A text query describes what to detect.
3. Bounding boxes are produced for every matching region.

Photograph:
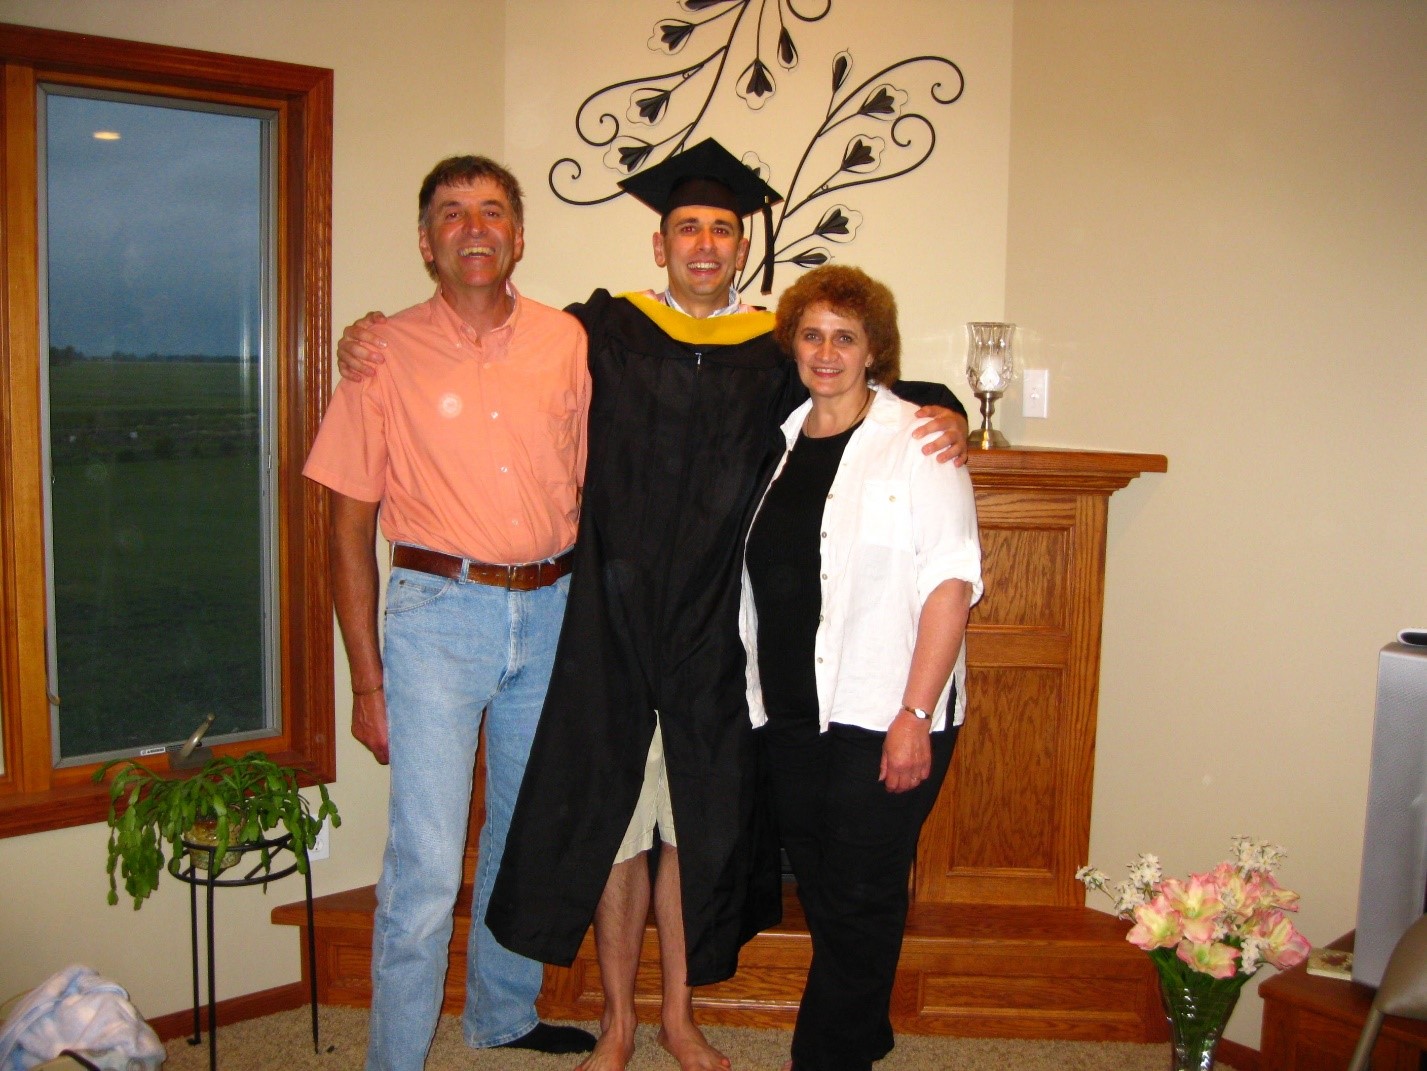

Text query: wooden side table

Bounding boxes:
[1260,932,1427,1071]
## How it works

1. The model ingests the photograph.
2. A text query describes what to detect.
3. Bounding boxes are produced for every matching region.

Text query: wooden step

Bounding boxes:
[273,883,1167,1042]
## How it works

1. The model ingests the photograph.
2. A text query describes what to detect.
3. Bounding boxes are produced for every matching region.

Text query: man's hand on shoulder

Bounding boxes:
[338,311,390,381]
[911,405,970,467]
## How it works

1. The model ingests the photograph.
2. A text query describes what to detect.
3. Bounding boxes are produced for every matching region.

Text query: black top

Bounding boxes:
[745,423,860,723]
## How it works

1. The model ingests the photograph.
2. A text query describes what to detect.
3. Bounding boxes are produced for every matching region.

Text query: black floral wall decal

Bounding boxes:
[547,0,964,289]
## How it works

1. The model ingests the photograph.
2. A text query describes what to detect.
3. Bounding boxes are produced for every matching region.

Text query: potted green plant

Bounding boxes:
[93,750,340,908]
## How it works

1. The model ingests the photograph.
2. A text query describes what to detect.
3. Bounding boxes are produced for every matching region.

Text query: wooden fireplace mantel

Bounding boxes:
[927,445,1168,910]
[277,445,1171,1040]
[968,443,1168,487]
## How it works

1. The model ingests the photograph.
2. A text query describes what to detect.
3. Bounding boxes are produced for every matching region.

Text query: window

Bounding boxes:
[44,90,273,763]
[0,22,334,836]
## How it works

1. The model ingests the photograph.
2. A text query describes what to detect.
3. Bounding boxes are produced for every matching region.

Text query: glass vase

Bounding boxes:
[1155,966,1242,1071]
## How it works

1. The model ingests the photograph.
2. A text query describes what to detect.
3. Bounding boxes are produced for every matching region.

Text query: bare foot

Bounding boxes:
[657,1021,731,1071]
[781,1061,793,1071]
[575,1023,636,1071]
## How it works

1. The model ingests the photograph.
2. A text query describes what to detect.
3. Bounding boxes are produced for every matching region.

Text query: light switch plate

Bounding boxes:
[1023,368,1049,419]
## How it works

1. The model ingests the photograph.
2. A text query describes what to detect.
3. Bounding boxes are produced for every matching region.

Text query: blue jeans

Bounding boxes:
[365,566,569,1071]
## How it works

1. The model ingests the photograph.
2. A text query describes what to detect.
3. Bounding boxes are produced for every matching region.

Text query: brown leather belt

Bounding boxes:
[391,544,573,591]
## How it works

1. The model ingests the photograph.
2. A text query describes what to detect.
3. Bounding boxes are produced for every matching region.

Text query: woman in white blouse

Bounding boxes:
[739,265,982,1071]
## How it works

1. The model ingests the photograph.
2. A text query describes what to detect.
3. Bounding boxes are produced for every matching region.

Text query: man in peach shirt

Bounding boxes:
[303,156,593,1071]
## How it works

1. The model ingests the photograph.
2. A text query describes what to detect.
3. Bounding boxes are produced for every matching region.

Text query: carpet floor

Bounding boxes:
[155,1006,1239,1070]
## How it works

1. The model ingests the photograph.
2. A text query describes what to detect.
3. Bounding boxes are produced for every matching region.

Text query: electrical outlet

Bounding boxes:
[308,818,330,861]
[1023,368,1049,419]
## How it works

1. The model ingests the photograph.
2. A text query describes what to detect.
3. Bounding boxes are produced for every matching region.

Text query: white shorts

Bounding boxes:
[613,717,677,864]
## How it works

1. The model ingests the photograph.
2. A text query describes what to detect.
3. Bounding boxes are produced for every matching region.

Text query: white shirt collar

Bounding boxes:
[652,286,745,318]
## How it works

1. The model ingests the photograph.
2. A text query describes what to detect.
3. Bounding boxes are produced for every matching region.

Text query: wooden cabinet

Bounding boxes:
[1261,932,1427,1071]
[920,447,1165,909]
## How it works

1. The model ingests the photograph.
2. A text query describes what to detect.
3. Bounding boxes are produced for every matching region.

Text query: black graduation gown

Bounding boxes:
[486,290,966,987]
[488,290,792,987]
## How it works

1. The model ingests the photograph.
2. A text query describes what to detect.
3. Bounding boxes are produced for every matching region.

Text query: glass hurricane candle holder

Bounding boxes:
[965,321,1016,449]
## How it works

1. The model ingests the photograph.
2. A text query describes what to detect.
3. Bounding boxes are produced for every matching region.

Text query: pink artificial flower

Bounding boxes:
[1237,874,1300,940]
[1208,861,1237,883]
[1254,872,1301,913]
[1211,863,1254,922]
[1163,874,1226,944]
[1127,894,1182,951]
[1177,939,1241,979]
[1253,910,1312,969]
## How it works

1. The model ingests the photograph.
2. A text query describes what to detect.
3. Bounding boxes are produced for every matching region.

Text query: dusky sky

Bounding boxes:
[45,90,265,358]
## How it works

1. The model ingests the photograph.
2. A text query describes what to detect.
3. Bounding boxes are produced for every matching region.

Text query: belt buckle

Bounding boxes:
[505,563,518,588]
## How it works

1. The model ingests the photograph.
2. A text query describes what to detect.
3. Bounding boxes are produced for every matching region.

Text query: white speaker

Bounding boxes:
[1353,633,1427,987]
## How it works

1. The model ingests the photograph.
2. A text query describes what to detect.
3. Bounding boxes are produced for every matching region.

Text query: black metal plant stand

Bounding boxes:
[169,831,319,1071]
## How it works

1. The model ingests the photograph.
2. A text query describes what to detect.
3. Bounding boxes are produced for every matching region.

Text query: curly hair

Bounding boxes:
[774,265,901,386]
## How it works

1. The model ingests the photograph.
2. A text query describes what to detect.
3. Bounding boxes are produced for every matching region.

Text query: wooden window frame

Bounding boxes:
[0,22,334,838]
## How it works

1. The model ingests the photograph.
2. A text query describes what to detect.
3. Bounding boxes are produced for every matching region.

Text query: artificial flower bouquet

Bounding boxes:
[1077,835,1311,978]
[1078,836,1312,1066]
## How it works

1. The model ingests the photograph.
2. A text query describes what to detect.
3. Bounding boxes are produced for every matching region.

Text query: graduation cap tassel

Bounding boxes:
[760,198,775,295]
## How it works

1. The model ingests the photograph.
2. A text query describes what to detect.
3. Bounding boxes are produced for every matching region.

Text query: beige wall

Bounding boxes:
[1007,0,1427,1045]
[1,0,1424,1052]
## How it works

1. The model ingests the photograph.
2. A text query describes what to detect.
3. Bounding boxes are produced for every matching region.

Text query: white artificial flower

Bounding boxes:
[1128,853,1163,887]
[1113,879,1150,917]
[1231,835,1287,875]
[1240,936,1264,974]
[1076,865,1109,891]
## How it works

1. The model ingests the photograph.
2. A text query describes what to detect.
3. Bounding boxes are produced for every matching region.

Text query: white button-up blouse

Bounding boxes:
[739,385,983,733]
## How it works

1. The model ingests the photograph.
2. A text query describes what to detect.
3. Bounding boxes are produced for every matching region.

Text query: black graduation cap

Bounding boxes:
[619,138,784,294]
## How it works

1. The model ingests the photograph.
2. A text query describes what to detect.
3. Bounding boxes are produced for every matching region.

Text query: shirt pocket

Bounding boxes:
[545,387,581,455]
[859,478,914,550]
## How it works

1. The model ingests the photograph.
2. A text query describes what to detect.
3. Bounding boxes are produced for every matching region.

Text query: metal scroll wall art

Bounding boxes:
[547,0,965,294]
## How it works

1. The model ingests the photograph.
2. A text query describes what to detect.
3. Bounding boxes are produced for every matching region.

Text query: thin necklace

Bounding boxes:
[852,385,874,425]
[808,384,874,439]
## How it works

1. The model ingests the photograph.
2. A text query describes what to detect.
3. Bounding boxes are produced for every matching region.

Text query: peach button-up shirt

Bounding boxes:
[303,285,590,565]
